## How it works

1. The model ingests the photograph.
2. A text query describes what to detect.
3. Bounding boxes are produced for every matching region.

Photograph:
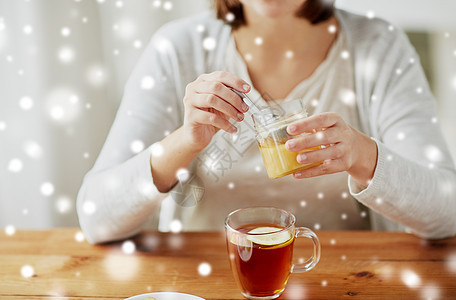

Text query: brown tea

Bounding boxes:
[227,222,295,298]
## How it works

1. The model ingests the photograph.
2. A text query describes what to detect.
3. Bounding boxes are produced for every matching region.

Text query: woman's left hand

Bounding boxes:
[285,112,378,188]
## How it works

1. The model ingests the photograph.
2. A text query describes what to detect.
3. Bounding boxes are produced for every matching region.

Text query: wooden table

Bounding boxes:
[1,229,455,299]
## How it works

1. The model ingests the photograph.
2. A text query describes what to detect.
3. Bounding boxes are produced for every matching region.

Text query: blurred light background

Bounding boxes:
[1,0,455,229]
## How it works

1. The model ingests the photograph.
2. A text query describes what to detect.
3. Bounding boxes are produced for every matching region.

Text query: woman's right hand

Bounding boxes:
[182,71,251,151]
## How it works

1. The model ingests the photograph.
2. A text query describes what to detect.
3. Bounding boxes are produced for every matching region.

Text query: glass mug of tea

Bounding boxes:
[225,207,321,299]
[252,99,322,179]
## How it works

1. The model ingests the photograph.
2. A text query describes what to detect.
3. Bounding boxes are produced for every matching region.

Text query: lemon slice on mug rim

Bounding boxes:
[246,226,293,246]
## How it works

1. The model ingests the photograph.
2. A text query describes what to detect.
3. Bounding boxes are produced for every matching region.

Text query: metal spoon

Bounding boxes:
[231,89,263,116]
[230,88,291,140]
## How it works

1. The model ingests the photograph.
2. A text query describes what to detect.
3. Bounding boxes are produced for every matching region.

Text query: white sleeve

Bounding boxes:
[76,29,184,244]
[349,28,456,239]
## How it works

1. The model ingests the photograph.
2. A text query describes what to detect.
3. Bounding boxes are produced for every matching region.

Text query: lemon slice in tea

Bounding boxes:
[247,226,292,246]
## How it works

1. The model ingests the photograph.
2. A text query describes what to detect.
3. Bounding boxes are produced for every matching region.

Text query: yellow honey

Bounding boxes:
[258,142,322,179]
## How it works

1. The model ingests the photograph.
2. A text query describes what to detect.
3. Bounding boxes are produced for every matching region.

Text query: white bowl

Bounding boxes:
[124,292,205,300]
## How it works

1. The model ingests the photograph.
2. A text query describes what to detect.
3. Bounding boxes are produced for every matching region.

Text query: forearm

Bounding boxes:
[150,126,202,193]
[349,140,456,239]
[77,147,163,244]
[347,129,378,188]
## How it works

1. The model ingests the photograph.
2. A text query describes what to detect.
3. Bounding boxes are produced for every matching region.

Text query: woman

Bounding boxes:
[77,0,456,243]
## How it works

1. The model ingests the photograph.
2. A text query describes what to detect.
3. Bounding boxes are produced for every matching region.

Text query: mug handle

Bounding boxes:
[291,227,321,273]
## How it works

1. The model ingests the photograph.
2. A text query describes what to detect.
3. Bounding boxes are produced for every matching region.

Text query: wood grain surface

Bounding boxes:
[0,229,455,299]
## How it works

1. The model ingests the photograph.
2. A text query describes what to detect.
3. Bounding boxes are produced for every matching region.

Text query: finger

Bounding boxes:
[191,109,237,134]
[192,94,244,122]
[185,75,206,94]
[194,80,249,113]
[200,71,250,93]
[296,144,345,165]
[292,159,346,179]
[287,112,340,135]
[285,127,342,151]
[207,107,230,121]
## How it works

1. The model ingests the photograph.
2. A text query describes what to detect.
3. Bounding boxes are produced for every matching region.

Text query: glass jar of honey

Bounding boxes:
[253,100,322,179]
